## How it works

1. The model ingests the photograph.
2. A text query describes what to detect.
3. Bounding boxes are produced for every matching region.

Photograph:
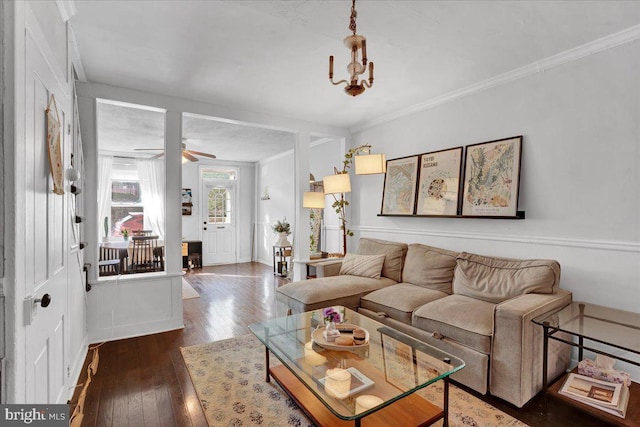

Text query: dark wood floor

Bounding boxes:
[72,262,614,427]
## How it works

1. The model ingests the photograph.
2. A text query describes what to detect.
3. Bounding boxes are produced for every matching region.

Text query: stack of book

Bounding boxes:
[559,373,630,419]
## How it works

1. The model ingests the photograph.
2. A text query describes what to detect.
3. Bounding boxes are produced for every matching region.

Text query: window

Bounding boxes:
[111,180,143,237]
[207,188,231,223]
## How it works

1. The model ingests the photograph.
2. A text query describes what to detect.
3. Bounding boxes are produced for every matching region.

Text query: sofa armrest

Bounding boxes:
[314,260,343,278]
[491,289,572,407]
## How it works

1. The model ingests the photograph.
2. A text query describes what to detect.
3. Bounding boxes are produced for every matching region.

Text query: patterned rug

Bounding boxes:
[181,334,528,427]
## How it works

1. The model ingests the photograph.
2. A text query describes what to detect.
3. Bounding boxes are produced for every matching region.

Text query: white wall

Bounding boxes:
[257,151,296,264]
[350,39,640,374]
[181,159,255,263]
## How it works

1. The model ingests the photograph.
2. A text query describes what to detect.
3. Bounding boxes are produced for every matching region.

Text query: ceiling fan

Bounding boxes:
[134,141,216,162]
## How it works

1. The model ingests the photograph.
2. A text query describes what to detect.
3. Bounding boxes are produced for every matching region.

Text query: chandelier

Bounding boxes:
[329,0,374,97]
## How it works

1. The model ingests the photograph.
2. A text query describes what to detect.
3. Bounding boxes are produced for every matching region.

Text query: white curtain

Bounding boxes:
[97,156,113,239]
[137,159,165,240]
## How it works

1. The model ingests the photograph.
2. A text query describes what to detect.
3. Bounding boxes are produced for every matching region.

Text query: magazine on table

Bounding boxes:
[559,373,629,418]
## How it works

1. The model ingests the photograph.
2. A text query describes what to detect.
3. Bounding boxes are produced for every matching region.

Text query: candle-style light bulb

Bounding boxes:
[361,39,367,63]
[329,56,334,79]
[368,62,374,81]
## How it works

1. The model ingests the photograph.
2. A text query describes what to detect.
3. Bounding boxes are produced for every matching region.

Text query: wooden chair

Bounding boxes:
[130,236,163,273]
[99,246,125,276]
[132,229,153,236]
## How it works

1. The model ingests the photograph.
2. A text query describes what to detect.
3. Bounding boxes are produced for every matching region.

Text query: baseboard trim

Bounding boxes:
[66,336,89,402]
[352,225,639,253]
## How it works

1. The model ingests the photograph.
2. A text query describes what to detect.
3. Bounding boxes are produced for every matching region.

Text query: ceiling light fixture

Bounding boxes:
[329,0,374,97]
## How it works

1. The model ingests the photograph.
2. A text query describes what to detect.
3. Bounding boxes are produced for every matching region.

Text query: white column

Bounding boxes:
[164,111,182,274]
[293,132,311,281]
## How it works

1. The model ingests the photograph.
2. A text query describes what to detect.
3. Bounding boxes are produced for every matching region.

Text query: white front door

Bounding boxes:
[202,182,237,265]
[24,27,69,403]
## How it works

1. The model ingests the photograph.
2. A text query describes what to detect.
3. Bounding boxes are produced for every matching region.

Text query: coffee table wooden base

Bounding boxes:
[269,365,444,427]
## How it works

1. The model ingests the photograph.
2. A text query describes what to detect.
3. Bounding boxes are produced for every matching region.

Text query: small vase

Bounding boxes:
[123,235,129,241]
[276,231,291,247]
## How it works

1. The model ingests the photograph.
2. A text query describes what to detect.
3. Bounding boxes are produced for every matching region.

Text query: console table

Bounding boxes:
[533,302,640,425]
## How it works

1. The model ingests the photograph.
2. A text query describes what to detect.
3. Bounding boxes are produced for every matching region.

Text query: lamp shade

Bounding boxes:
[355,153,386,175]
[303,192,325,209]
[323,173,351,194]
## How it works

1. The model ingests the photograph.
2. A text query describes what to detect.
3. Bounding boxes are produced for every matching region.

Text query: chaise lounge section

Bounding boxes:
[276,238,572,408]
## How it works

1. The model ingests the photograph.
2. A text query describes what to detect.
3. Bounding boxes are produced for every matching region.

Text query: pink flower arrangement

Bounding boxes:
[322,307,342,324]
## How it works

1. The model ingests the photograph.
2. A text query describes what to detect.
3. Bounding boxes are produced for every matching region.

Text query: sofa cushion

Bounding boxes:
[357,238,408,282]
[402,244,459,293]
[276,275,397,314]
[339,253,386,279]
[412,295,495,354]
[453,252,560,303]
[360,283,449,324]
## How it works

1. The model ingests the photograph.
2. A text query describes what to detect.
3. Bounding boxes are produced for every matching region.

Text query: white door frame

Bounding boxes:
[198,165,240,265]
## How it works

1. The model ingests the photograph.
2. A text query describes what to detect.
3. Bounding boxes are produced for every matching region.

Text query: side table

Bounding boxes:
[272,245,292,276]
[532,302,640,426]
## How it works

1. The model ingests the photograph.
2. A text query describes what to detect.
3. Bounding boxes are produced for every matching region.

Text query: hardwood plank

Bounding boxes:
[70,262,610,427]
[269,364,443,427]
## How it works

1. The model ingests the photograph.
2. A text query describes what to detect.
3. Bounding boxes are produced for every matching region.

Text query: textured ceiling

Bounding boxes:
[75,1,640,161]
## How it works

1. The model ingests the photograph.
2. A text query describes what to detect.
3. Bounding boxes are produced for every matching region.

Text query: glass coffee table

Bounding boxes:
[249,307,464,427]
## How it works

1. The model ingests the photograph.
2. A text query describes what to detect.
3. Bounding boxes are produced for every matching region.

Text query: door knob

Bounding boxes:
[35,294,51,308]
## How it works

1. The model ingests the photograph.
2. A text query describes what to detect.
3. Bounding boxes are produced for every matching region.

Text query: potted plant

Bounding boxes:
[272,217,291,246]
[103,216,109,242]
[122,228,129,241]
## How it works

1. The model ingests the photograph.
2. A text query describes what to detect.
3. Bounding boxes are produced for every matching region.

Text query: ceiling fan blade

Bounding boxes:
[182,151,199,162]
[134,148,164,151]
[151,153,165,159]
[187,150,217,159]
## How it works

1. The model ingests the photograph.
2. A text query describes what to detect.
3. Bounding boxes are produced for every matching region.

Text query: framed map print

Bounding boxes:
[462,136,522,217]
[416,147,463,215]
[381,155,419,215]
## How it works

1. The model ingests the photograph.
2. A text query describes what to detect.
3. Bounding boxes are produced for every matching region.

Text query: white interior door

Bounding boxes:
[202,182,237,265]
[24,28,69,403]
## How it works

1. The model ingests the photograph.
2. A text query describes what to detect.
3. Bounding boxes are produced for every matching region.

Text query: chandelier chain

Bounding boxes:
[349,0,357,34]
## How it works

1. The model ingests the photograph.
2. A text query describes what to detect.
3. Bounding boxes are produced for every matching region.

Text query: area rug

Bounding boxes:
[182,278,200,299]
[181,334,528,427]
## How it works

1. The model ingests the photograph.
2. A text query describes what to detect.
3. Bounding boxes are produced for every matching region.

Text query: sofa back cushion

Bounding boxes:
[453,252,561,303]
[402,244,459,293]
[357,238,408,282]
[339,253,386,279]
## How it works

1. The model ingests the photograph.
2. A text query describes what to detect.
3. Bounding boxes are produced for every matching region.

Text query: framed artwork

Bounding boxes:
[181,188,192,204]
[46,95,64,195]
[381,155,420,215]
[415,147,463,215]
[462,136,522,217]
[380,331,416,389]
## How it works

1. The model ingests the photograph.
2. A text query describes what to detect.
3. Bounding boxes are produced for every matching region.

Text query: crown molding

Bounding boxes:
[351,25,640,133]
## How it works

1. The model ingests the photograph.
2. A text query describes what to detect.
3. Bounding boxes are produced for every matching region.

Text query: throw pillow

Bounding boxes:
[339,253,386,279]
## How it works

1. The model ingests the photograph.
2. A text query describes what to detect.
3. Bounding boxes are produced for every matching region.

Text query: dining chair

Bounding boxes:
[99,246,123,276]
[132,229,154,236]
[130,236,162,273]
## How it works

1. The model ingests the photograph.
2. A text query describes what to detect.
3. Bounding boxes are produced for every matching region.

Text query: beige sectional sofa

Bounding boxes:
[276,238,572,408]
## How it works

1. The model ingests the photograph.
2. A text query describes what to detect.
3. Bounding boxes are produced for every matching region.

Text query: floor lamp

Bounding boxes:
[322,173,351,256]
